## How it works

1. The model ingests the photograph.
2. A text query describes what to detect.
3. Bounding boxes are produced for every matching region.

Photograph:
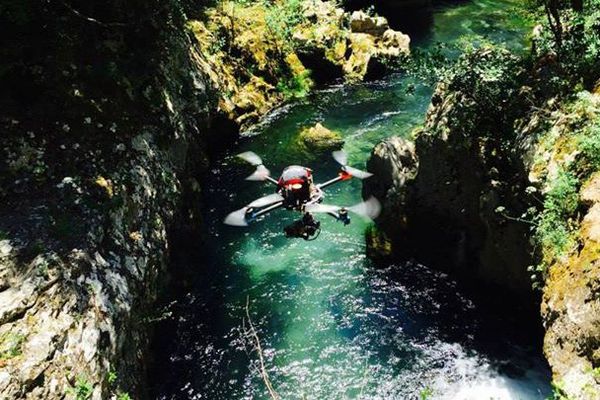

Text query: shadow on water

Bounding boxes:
[149,1,551,399]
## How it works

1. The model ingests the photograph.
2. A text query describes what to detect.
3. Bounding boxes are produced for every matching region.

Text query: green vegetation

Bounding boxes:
[68,376,93,400]
[264,0,306,48]
[276,70,312,99]
[419,386,434,400]
[0,332,24,360]
[107,369,118,385]
[430,45,525,144]
[576,111,600,173]
[548,381,571,399]
[535,169,579,269]
[530,91,600,281]
[524,0,600,95]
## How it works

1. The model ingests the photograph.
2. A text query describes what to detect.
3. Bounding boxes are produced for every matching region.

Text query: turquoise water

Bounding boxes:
[154,1,551,399]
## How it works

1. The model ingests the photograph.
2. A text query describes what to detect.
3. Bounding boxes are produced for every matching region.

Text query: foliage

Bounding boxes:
[576,114,600,172]
[419,386,434,400]
[0,332,24,360]
[276,70,312,98]
[68,376,93,400]
[529,92,600,284]
[547,380,571,399]
[535,169,579,269]
[107,370,118,385]
[264,0,306,51]
[527,1,600,95]
[440,45,525,141]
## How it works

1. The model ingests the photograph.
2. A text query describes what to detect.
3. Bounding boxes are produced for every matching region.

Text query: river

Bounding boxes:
[152,1,552,399]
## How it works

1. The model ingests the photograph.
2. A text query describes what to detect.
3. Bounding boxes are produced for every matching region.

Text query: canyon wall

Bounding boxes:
[365,39,600,398]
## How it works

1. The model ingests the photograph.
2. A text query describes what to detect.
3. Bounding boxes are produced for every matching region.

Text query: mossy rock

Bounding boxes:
[296,123,344,153]
[366,225,393,261]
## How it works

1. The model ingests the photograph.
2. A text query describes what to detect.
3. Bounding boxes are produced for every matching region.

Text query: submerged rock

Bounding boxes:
[296,123,344,153]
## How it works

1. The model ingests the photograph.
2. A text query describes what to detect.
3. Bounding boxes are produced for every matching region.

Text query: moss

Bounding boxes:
[365,225,393,260]
[530,92,600,279]
[95,176,114,198]
[295,123,344,153]
[0,331,24,360]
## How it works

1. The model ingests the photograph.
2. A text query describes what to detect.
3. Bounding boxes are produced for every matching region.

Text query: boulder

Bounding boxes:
[350,11,389,36]
[362,51,535,297]
[296,123,344,153]
[363,136,418,259]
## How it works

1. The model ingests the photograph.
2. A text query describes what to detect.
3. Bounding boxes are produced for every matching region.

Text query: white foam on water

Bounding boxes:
[423,340,551,400]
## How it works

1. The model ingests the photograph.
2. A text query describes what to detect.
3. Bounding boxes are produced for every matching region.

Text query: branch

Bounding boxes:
[61,1,127,27]
[244,296,281,400]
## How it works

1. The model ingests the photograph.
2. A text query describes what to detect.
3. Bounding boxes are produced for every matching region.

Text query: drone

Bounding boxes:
[224,150,381,240]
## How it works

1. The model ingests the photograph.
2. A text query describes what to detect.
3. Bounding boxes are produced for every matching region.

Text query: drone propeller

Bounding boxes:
[245,165,271,181]
[237,151,263,166]
[248,193,284,208]
[224,207,250,227]
[305,196,382,220]
[332,150,373,179]
[237,151,271,181]
[332,150,348,166]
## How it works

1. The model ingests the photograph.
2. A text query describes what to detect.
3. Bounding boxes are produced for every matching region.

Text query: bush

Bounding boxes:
[578,117,600,171]
[535,169,579,270]
[441,46,526,141]
[276,70,312,98]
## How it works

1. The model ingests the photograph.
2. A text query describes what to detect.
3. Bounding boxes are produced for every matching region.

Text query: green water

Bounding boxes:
[155,2,552,399]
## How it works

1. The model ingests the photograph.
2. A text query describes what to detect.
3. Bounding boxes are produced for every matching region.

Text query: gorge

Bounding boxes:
[1,0,598,399]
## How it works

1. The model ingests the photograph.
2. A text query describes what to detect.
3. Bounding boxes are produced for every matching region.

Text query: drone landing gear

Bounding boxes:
[284,213,321,240]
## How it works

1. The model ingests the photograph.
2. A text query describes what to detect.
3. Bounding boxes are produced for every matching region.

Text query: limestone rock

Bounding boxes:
[363,136,417,259]
[350,11,389,36]
[296,123,344,153]
[581,172,600,206]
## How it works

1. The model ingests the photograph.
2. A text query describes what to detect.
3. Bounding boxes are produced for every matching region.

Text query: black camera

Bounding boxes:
[284,213,321,240]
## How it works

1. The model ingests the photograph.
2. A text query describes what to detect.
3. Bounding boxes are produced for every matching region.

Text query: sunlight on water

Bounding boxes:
[154,1,552,399]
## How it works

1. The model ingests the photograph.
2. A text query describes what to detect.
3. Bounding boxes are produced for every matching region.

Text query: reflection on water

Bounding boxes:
[152,1,551,399]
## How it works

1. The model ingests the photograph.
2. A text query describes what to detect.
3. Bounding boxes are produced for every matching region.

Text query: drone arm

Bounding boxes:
[317,171,351,190]
[266,176,279,186]
[251,201,284,219]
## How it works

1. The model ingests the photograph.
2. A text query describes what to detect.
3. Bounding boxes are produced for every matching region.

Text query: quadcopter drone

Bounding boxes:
[224,150,381,240]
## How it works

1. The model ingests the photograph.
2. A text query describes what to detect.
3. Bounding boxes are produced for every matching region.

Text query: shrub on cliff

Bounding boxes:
[530,91,600,283]
[528,0,600,96]
[432,46,526,143]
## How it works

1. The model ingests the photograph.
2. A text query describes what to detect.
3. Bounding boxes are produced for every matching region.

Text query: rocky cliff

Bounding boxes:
[187,0,410,129]
[0,1,216,398]
[364,22,600,398]
[364,48,535,296]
